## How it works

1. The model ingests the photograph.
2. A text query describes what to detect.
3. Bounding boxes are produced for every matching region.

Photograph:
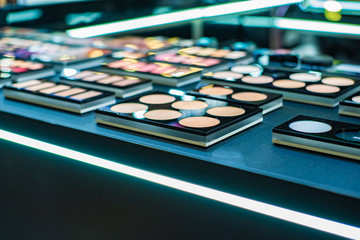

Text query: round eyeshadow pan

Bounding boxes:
[231,65,261,74]
[306,84,340,94]
[289,120,332,133]
[110,103,148,113]
[289,73,321,82]
[171,100,208,110]
[144,109,182,120]
[199,86,234,96]
[322,77,355,86]
[179,116,220,128]
[207,106,245,117]
[352,96,360,103]
[231,92,268,102]
[241,75,274,84]
[212,71,243,80]
[139,94,176,104]
[272,79,306,89]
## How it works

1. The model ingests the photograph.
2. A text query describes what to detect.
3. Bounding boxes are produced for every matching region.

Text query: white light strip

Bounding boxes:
[0,128,359,239]
[66,0,302,38]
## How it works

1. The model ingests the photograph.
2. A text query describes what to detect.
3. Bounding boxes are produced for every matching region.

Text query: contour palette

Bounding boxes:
[188,83,282,114]
[272,115,360,161]
[60,69,152,98]
[101,58,203,87]
[95,91,263,147]
[202,66,360,107]
[339,91,360,118]
[3,80,116,113]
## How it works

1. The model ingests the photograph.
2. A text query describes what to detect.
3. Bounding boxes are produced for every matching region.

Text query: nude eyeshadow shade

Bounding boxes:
[321,77,355,86]
[231,65,262,74]
[12,79,42,88]
[179,116,220,128]
[171,100,208,110]
[241,76,274,84]
[39,84,71,94]
[25,82,56,91]
[144,109,182,120]
[139,94,176,104]
[54,88,86,97]
[70,90,102,100]
[231,92,268,102]
[97,76,125,84]
[82,73,109,82]
[305,84,340,94]
[199,86,234,96]
[289,73,321,82]
[212,71,244,80]
[110,103,148,113]
[207,106,245,117]
[339,92,360,117]
[272,79,306,89]
[352,96,360,103]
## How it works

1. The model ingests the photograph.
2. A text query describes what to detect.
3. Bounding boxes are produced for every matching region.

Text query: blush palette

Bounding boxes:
[339,91,360,118]
[60,69,152,98]
[3,80,116,114]
[273,115,360,161]
[202,66,360,107]
[101,58,203,87]
[188,83,282,114]
[95,91,263,147]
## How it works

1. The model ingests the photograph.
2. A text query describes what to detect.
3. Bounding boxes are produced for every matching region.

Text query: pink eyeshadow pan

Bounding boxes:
[112,78,142,87]
[54,88,86,97]
[82,73,109,82]
[70,90,102,100]
[25,82,56,91]
[12,80,42,88]
[352,96,360,103]
[97,76,125,84]
[28,63,44,70]
[72,71,94,79]
[39,84,71,94]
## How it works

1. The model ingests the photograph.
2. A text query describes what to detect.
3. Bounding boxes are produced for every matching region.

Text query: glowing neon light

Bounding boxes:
[0,129,359,239]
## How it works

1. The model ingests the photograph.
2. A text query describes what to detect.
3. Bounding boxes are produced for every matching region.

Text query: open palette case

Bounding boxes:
[202,65,360,107]
[95,91,263,147]
[339,91,360,118]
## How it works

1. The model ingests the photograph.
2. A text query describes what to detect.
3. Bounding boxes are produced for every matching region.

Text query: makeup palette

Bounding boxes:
[3,80,116,114]
[339,91,360,118]
[273,115,360,161]
[60,69,153,98]
[95,91,263,147]
[149,52,228,73]
[188,83,282,114]
[202,66,360,107]
[101,58,203,87]
[0,57,55,82]
[178,46,251,63]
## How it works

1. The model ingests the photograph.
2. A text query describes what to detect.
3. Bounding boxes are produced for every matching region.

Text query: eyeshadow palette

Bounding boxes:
[101,58,203,87]
[272,115,360,161]
[339,91,360,118]
[95,91,263,147]
[3,80,116,114]
[149,52,228,73]
[0,58,55,82]
[202,66,360,107]
[60,69,153,98]
[178,46,251,64]
[188,83,282,114]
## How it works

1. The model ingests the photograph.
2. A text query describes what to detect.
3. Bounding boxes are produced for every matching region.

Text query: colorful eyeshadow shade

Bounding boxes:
[241,76,274,84]
[25,82,56,91]
[213,71,243,80]
[39,85,71,94]
[144,109,182,120]
[231,65,262,74]
[199,87,234,96]
[70,90,102,100]
[54,88,86,97]
[289,120,332,133]
[322,77,355,86]
[179,116,220,128]
[206,106,245,117]
[272,79,306,89]
[289,73,321,82]
[231,92,268,102]
[139,94,176,104]
[12,80,42,88]
[306,84,340,94]
[171,100,208,110]
[110,103,148,113]
[352,96,360,103]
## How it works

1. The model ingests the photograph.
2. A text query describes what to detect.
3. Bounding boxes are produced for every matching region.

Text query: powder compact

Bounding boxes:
[3,80,116,114]
[149,52,228,73]
[339,91,360,118]
[101,58,203,87]
[202,66,360,107]
[95,91,263,147]
[0,57,55,82]
[60,69,152,98]
[272,115,360,161]
[177,46,250,64]
[188,83,282,114]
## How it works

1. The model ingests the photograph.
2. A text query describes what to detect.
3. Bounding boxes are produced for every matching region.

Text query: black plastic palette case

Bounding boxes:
[101,58,203,87]
[149,52,228,73]
[202,65,360,107]
[339,91,360,118]
[0,58,55,82]
[3,80,116,114]
[188,83,282,114]
[95,91,263,147]
[177,46,252,64]
[272,115,360,161]
[60,69,153,98]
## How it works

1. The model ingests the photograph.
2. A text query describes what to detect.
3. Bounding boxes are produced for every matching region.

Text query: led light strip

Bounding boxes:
[0,128,359,239]
[66,0,302,38]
